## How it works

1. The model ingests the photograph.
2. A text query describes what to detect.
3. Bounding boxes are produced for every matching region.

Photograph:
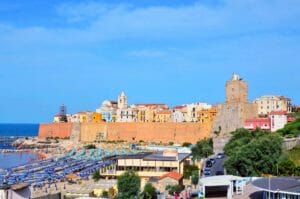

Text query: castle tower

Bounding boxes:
[118,91,128,109]
[226,73,248,103]
[213,73,257,153]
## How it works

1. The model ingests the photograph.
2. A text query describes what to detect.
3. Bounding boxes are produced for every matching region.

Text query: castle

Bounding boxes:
[40,74,259,147]
[212,74,257,152]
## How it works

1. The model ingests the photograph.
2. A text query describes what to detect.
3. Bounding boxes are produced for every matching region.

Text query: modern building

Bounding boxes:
[100,149,190,179]
[252,177,300,198]
[199,175,246,199]
[0,183,31,199]
[253,95,292,115]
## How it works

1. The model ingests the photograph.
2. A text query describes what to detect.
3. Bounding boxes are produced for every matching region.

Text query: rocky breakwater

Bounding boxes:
[12,137,60,149]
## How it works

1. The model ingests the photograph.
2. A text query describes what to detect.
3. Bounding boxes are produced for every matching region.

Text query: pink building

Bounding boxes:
[245,110,295,132]
[270,111,288,132]
[245,117,271,130]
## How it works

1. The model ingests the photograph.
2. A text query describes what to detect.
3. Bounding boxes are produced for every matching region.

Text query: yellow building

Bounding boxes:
[78,112,88,123]
[198,107,217,124]
[133,104,168,122]
[91,112,102,123]
[155,109,172,122]
[74,111,103,123]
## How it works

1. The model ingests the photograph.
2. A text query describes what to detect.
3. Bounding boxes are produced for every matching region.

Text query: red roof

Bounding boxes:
[157,109,172,114]
[159,172,183,181]
[246,117,270,122]
[269,111,287,115]
[173,105,186,110]
[135,103,167,106]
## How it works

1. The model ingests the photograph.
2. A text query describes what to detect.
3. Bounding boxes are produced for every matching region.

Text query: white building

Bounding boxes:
[270,111,288,132]
[115,92,138,122]
[185,103,212,122]
[96,100,118,122]
[253,95,292,115]
[116,107,138,122]
[172,105,187,122]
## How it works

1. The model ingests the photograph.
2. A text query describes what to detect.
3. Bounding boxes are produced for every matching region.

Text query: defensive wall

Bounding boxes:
[38,122,212,144]
[38,123,73,139]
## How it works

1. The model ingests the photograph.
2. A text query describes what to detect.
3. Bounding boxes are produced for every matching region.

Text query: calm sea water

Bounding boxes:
[0,123,39,169]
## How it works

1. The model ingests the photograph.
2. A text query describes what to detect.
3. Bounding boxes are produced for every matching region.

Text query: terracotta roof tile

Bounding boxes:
[269,111,287,115]
[159,171,183,181]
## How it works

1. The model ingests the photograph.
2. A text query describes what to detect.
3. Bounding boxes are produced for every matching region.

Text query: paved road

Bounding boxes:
[203,156,225,176]
[210,157,225,175]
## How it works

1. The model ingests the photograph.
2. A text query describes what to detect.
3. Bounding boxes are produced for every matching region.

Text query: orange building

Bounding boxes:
[155,109,172,122]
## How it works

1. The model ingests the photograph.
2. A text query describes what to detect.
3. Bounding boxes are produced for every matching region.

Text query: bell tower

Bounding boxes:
[118,91,128,109]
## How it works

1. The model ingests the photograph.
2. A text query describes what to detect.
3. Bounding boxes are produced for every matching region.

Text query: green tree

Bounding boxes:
[224,128,283,177]
[277,159,296,176]
[101,190,109,198]
[191,170,199,188]
[165,184,182,196]
[92,170,101,182]
[191,138,213,160]
[183,165,199,179]
[277,118,300,137]
[182,142,192,147]
[117,170,141,199]
[142,182,156,199]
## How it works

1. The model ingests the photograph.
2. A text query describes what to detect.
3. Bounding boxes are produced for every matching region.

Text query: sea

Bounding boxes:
[0,124,39,169]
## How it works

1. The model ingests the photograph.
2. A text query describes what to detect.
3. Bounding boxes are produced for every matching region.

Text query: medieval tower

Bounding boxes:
[213,74,257,152]
[226,74,248,103]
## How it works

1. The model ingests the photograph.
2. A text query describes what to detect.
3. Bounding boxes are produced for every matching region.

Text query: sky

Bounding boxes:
[0,0,299,123]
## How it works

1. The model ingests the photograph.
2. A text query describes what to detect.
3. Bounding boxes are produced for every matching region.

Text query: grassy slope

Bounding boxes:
[288,145,300,166]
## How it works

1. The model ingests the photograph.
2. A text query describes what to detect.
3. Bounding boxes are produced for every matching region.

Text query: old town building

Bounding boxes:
[155,109,172,122]
[253,95,292,115]
[96,100,118,122]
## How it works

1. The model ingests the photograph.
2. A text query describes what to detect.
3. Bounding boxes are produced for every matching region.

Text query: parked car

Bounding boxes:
[217,152,225,159]
[203,168,211,176]
[206,160,213,167]
[209,158,216,164]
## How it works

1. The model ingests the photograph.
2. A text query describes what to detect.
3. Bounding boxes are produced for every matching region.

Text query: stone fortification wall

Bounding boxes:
[213,102,257,135]
[80,122,211,143]
[39,122,212,143]
[38,123,73,139]
[212,102,257,153]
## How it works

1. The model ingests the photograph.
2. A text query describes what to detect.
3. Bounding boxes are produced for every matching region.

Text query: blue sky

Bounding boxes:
[0,0,299,123]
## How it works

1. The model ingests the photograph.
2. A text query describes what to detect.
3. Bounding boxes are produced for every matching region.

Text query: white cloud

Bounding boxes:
[0,0,299,47]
